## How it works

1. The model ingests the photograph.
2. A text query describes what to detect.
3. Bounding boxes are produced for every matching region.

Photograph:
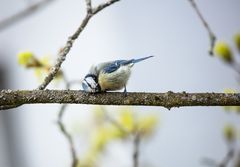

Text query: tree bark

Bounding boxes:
[1,90,240,110]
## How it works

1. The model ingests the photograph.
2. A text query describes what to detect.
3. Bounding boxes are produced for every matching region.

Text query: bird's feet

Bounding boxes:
[123,86,127,97]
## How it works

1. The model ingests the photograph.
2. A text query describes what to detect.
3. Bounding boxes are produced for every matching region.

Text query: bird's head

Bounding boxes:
[82,74,101,93]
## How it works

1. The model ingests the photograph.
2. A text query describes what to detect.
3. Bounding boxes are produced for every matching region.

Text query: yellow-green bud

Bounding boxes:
[137,116,158,136]
[234,33,240,52]
[17,51,34,66]
[223,124,236,142]
[214,41,233,63]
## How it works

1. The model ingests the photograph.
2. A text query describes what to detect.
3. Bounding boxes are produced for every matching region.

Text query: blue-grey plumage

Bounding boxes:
[82,55,154,93]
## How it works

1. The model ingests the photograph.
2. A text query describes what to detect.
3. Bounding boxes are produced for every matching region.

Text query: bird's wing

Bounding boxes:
[88,62,112,76]
[102,61,121,73]
[102,60,133,73]
[89,56,153,75]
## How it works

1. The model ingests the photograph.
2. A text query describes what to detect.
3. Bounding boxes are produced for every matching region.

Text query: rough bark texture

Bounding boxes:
[1,90,240,110]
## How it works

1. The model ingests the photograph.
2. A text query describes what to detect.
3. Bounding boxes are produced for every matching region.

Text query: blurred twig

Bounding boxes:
[101,107,142,167]
[85,0,92,14]
[219,148,234,167]
[57,74,82,167]
[57,104,78,167]
[133,133,140,167]
[188,0,216,55]
[0,0,55,31]
[202,144,235,167]
[232,61,240,74]
[37,0,120,90]
[101,108,128,134]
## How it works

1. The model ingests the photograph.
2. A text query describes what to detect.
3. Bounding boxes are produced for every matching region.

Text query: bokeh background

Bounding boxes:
[0,0,240,167]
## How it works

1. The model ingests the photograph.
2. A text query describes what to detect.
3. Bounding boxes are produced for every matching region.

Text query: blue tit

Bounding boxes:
[82,55,154,93]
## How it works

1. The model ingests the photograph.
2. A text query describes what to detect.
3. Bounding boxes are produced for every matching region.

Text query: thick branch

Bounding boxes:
[0,0,55,31]
[1,90,240,110]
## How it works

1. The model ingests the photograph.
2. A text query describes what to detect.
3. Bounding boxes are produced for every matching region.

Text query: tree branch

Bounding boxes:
[37,0,120,90]
[56,75,80,167]
[219,148,234,167]
[1,90,240,110]
[188,0,216,55]
[0,0,55,31]
[57,104,78,167]
[85,0,92,14]
[133,134,140,167]
[92,0,120,14]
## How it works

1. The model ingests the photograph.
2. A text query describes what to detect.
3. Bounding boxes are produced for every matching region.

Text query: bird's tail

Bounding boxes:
[132,55,154,64]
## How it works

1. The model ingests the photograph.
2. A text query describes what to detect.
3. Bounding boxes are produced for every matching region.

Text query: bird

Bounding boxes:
[82,55,154,94]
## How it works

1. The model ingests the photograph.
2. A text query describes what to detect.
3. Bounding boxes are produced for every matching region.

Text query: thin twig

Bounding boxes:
[56,74,82,167]
[92,0,120,14]
[219,148,234,167]
[57,104,78,167]
[37,0,120,90]
[231,61,240,74]
[202,146,235,167]
[101,108,128,134]
[101,107,141,167]
[0,0,55,31]
[188,0,216,55]
[133,133,140,167]
[85,0,92,14]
